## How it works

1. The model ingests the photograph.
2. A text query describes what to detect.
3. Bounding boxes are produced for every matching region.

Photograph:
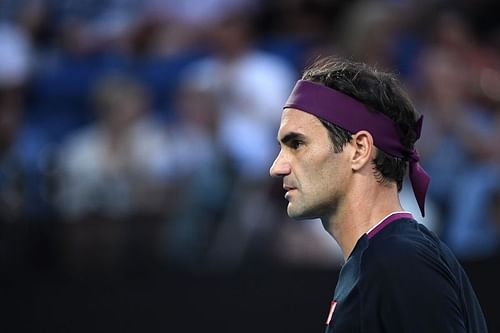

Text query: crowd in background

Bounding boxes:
[1,0,499,272]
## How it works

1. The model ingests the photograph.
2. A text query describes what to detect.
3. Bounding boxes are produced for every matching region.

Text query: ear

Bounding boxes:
[350,130,375,171]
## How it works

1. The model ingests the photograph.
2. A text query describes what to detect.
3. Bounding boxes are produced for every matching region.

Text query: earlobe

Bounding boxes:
[351,131,374,171]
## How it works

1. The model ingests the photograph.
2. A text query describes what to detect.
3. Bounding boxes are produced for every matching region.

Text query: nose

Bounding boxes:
[269,152,291,178]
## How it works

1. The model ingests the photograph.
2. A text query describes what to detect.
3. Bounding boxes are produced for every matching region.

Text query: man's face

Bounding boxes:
[270,108,352,220]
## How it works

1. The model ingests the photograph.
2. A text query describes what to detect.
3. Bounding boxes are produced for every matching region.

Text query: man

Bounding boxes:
[269,57,488,332]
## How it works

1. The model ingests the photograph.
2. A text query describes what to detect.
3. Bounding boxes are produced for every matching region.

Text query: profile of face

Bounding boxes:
[269,108,352,220]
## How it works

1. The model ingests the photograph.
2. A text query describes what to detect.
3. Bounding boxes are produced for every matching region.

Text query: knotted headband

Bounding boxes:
[284,80,430,217]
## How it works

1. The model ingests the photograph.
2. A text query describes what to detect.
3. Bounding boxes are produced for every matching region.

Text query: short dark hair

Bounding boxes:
[302,57,419,191]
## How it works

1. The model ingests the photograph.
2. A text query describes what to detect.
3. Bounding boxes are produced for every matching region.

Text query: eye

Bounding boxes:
[290,139,303,149]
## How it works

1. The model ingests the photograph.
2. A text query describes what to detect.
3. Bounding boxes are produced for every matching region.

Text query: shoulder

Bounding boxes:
[360,220,458,288]
[356,220,469,332]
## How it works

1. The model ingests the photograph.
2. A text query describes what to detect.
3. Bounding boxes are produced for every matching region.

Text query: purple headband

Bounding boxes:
[284,80,430,217]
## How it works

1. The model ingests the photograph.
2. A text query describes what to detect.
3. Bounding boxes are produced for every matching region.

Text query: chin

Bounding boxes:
[287,204,316,220]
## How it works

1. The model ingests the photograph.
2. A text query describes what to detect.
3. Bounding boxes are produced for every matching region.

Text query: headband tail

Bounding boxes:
[409,160,430,217]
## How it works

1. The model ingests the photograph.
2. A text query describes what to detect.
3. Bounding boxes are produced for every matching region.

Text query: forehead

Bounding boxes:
[278,108,326,136]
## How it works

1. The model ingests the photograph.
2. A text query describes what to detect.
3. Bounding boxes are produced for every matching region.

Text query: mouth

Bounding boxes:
[283,185,297,199]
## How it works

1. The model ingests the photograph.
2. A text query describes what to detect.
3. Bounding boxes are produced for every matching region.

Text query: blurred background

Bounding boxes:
[1,0,499,332]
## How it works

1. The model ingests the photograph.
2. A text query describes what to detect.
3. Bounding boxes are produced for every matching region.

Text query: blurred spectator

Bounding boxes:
[0,94,25,223]
[444,102,500,259]
[187,11,296,180]
[164,76,236,267]
[0,23,32,87]
[179,10,296,267]
[0,22,31,223]
[144,0,254,28]
[415,12,500,258]
[416,48,472,210]
[54,73,174,221]
[335,1,403,70]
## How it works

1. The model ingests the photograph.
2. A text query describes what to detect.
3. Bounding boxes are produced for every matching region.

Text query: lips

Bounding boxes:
[283,185,297,199]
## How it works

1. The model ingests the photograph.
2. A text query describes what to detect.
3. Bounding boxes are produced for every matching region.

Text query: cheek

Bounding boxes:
[299,158,332,193]
[310,154,348,193]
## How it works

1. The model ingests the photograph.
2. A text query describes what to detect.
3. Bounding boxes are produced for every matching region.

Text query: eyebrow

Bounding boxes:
[279,132,306,145]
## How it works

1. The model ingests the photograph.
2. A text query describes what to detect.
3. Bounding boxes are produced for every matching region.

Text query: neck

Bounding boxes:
[322,181,403,261]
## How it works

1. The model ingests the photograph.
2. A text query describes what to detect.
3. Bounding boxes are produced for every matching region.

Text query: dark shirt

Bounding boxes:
[325,217,488,333]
